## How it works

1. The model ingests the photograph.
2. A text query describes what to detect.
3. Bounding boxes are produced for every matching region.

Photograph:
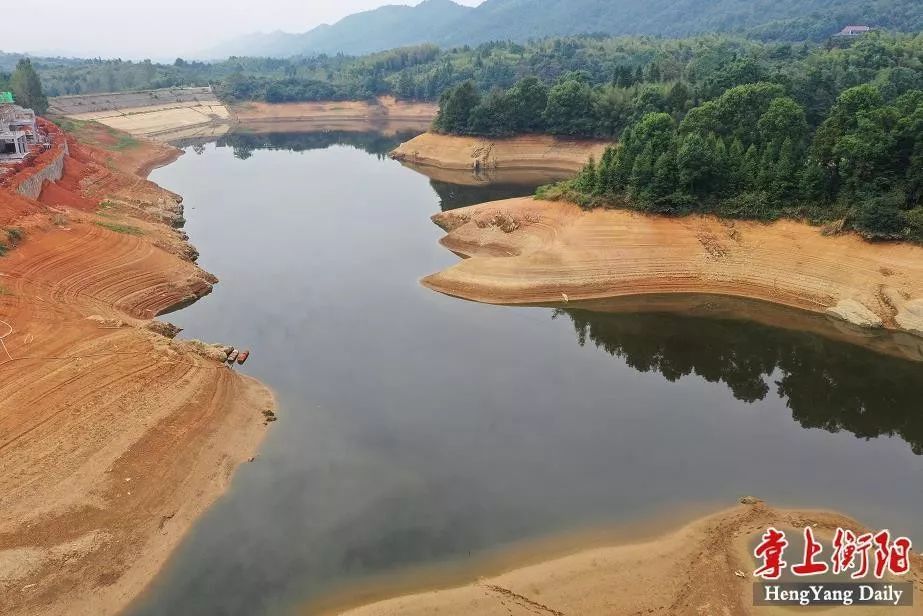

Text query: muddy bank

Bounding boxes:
[52,93,436,142]
[0,122,274,615]
[334,500,923,616]
[390,133,610,178]
[423,197,923,338]
[229,97,437,134]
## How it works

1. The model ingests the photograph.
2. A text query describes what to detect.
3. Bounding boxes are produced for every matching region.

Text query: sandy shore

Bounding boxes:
[0,122,274,615]
[390,132,610,180]
[335,500,923,616]
[423,197,923,338]
[230,97,437,134]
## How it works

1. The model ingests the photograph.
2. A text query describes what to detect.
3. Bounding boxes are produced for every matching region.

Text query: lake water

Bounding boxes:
[133,131,923,615]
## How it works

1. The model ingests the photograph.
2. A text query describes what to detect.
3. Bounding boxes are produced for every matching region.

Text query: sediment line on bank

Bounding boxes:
[0,121,274,616]
[423,197,923,340]
[332,500,923,616]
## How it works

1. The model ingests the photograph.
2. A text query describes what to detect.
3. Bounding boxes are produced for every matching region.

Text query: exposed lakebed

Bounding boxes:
[131,131,923,615]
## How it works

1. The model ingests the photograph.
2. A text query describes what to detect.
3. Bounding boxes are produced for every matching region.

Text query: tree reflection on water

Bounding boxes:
[559,308,923,454]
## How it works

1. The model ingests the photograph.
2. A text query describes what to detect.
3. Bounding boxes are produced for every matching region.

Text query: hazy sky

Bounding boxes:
[9,0,485,60]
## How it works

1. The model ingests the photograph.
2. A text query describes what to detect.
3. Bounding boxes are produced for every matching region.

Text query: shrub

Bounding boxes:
[96,222,143,235]
[5,227,24,245]
[716,191,778,220]
[906,208,923,242]
[850,199,907,240]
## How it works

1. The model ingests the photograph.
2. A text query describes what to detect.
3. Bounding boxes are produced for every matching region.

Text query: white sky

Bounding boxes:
[8,0,485,60]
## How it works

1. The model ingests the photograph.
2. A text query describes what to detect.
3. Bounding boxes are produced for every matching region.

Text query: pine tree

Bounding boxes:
[728,138,746,192]
[630,143,655,195]
[713,135,729,196]
[575,156,599,194]
[597,146,617,194]
[772,137,798,199]
[651,150,678,200]
[743,144,760,191]
[10,59,48,114]
[758,142,779,192]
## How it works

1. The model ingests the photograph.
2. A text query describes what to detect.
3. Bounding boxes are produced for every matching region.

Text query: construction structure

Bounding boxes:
[0,92,42,162]
[837,25,871,37]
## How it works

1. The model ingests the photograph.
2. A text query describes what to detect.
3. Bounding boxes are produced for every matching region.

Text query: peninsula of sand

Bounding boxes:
[0,120,273,615]
[336,499,923,616]
[390,132,610,185]
[423,197,923,340]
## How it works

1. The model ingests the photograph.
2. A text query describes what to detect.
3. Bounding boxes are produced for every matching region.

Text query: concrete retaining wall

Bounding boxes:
[15,140,69,199]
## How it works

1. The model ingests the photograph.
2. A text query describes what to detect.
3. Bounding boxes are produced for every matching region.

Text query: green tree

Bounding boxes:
[676,133,716,195]
[544,76,597,136]
[433,81,481,134]
[10,59,48,114]
[506,77,549,133]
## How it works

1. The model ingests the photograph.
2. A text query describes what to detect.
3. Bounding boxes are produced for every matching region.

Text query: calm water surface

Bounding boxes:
[133,132,923,615]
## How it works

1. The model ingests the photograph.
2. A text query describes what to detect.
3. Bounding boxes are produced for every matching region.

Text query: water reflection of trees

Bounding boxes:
[215,131,422,160]
[560,309,923,454]
[429,179,544,211]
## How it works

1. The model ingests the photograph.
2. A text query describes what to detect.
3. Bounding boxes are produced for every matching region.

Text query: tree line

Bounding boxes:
[544,81,922,240]
[0,59,49,113]
[421,32,922,241]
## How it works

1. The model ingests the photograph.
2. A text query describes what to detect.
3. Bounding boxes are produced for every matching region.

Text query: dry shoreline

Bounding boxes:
[423,197,923,339]
[52,93,438,141]
[333,500,923,616]
[0,122,275,615]
[390,132,610,180]
[229,97,437,135]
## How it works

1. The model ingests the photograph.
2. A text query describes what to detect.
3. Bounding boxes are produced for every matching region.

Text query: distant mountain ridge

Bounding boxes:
[205,0,474,58]
[204,0,923,59]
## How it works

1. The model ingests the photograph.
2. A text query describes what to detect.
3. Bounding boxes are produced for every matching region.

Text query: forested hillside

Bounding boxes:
[491,33,923,242]
[209,0,923,58]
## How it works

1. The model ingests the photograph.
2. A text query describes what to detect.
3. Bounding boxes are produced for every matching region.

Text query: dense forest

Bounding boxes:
[519,33,923,241]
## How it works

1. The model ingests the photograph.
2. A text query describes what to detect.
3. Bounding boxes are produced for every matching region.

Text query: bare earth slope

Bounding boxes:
[337,500,923,616]
[0,123,274,615]
[230,97,437,134]
[390,132,610,176]
[424,198,923,337]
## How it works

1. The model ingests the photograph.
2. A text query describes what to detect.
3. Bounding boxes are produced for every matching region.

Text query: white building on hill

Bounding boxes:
[0,97,40,162]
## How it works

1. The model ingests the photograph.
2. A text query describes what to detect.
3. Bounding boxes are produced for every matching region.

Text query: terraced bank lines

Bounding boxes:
[424,198,923,339]
[0,122,273,616]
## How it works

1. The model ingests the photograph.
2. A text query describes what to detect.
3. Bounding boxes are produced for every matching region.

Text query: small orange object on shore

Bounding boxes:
[237,350,250,365]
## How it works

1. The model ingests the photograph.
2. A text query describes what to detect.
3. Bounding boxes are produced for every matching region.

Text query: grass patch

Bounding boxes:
[0,242,7,257]
[0,285,11,296]
[98,200,117,210]
[110,132,139,151]
[52,117,91,134]
[5,227,24,245]
[96,221,143,236]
